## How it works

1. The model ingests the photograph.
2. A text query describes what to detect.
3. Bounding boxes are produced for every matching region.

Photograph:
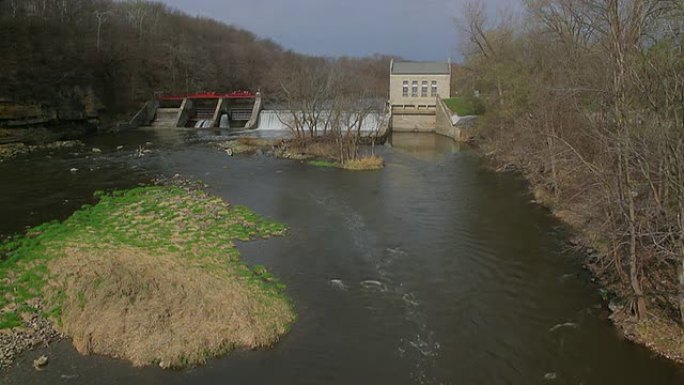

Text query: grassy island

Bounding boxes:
[0,186,295,368]
[217,138,385,171]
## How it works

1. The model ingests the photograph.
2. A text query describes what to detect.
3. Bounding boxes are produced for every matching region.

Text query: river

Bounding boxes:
[1,129,683,385]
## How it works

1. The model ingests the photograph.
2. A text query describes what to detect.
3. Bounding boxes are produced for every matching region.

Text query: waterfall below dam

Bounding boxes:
[194,120,213,129]
[255,110,385,133]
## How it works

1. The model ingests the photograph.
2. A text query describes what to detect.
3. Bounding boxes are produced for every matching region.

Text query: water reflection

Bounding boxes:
[389,132,464,160]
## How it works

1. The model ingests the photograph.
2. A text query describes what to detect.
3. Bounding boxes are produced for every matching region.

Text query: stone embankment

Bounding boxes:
[0,87,102,147]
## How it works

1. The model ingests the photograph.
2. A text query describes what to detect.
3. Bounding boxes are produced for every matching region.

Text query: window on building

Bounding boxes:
[402,80,408,97]
[421,81,428,97]
[411,81,418,97]
[431,81,438,97]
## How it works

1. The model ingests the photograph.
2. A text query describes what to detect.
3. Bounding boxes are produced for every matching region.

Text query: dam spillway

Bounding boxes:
[254,110,387,133]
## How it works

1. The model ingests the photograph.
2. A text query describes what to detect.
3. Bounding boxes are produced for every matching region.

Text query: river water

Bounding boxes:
[1,129,683,385]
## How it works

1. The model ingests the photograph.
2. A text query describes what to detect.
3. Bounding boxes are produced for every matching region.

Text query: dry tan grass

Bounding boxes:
[305,142,337,158]
[235,137,281,147]
[631,317,684,364]
[46,246,294,368]
[341,155,384,171]
[284,141,337,159]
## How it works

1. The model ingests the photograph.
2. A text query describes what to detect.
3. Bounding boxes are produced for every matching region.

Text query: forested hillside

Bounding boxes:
[457,0,684,360]
[0,0,390,123]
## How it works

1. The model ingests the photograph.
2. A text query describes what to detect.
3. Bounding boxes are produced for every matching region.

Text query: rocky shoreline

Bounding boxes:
[0,313,62,371]
[0,140,84,162]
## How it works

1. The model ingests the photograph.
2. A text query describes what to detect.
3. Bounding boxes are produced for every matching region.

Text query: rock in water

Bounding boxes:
[33,355,48,370]
[92,148,102,153]
[360,280,385,291]
[225,148,234,156]
[329,279,347,290]
[69,168,78,173]
[548,322,578,332]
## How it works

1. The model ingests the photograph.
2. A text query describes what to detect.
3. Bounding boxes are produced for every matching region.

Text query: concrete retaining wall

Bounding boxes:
[175,99,192,128]
[389,98,472,141]
[244,93,262,129]
[390,113,436,132]
[129,100,159,128]
[435,97,463,141]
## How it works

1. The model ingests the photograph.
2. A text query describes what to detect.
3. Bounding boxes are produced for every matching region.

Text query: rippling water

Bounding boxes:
[1,130,683,385]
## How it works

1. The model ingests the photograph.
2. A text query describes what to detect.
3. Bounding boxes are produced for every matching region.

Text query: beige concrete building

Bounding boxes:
[389,60,451,131]
[389,60,451,107]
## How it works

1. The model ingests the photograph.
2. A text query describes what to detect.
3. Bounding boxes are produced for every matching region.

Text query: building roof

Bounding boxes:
[391,61,450,75]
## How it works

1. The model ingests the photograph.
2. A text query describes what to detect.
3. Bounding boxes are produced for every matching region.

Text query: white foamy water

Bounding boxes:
[256,110,386,133]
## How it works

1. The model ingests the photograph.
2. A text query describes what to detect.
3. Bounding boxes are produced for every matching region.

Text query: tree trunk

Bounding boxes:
[679,248,684,325]
[678,200,684,325]
[628,190,647,318]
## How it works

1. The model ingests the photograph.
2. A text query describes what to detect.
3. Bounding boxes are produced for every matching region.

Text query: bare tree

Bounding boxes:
[277,59,335,139]
[94,10,110,52]
[275,59,383,163]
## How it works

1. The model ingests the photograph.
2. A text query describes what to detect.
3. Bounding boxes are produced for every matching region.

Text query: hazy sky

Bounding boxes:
[157,0,519,61]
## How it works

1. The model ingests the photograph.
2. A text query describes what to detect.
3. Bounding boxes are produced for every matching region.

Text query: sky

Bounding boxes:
[157,0,519,61]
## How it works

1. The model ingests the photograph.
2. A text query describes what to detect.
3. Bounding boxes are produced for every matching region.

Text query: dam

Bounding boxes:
[129,63,472,142]
[132,92,390,140]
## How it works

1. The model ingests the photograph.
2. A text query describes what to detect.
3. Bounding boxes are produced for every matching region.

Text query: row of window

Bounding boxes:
[402,80,438,97]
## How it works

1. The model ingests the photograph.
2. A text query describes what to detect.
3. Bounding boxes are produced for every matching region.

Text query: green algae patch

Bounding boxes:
[308,159,337,168]
[308,156,384,171]
[0,186,295,368]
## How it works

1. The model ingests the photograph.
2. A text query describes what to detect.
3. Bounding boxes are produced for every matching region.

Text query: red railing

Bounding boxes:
[156,91,255,101]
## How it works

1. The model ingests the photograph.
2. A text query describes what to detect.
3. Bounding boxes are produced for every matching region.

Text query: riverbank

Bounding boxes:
[0,178,295,370]
[478,143,684,366]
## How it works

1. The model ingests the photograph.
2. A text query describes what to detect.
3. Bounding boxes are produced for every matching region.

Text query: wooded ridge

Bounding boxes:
[0,0,390,128]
